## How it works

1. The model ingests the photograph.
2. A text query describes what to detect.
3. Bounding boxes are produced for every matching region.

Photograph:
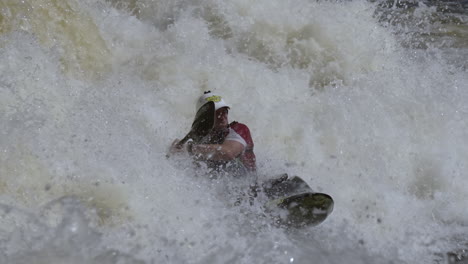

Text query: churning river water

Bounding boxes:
[1,0,468,263]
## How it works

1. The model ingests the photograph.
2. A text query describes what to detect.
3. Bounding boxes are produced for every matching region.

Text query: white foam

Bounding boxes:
[1,0,467,263]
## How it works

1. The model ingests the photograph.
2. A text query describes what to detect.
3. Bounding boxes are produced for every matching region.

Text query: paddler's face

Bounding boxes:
[214,107,229,129]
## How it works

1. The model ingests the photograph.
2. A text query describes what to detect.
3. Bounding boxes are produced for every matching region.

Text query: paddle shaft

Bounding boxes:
[176,132,192,147]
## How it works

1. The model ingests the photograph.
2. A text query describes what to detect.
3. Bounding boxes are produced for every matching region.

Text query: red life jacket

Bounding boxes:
[229,121,256,172]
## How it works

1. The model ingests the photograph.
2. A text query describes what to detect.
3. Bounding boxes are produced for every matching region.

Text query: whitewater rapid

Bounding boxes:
[1,0,468,263]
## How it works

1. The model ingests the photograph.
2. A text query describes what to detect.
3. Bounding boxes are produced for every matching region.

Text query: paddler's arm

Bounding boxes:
[190,140,244,161]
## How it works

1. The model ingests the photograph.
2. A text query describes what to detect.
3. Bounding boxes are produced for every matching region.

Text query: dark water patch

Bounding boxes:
[447,249,468,264]
[372,0,468,70]
[375,0,468,14]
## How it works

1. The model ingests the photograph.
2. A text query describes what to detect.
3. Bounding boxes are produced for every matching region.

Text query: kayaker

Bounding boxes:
[169,91,256,177]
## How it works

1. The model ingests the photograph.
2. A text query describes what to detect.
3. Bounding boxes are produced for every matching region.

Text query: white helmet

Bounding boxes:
[196,91,230,112]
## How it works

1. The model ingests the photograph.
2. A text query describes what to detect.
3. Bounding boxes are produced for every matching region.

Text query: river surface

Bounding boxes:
[1,0,468,263]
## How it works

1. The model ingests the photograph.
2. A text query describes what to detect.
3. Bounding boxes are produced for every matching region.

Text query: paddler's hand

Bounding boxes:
[168,139,194,155]
[169,139,185,155]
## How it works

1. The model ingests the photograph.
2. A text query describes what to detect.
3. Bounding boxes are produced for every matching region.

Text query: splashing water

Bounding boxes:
[1,0,468,263]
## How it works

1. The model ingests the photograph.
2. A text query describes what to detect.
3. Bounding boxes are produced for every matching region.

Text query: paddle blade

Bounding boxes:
[190,101,215,142]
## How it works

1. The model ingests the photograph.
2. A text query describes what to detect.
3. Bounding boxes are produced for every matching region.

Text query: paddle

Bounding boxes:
[176,101,215,146]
